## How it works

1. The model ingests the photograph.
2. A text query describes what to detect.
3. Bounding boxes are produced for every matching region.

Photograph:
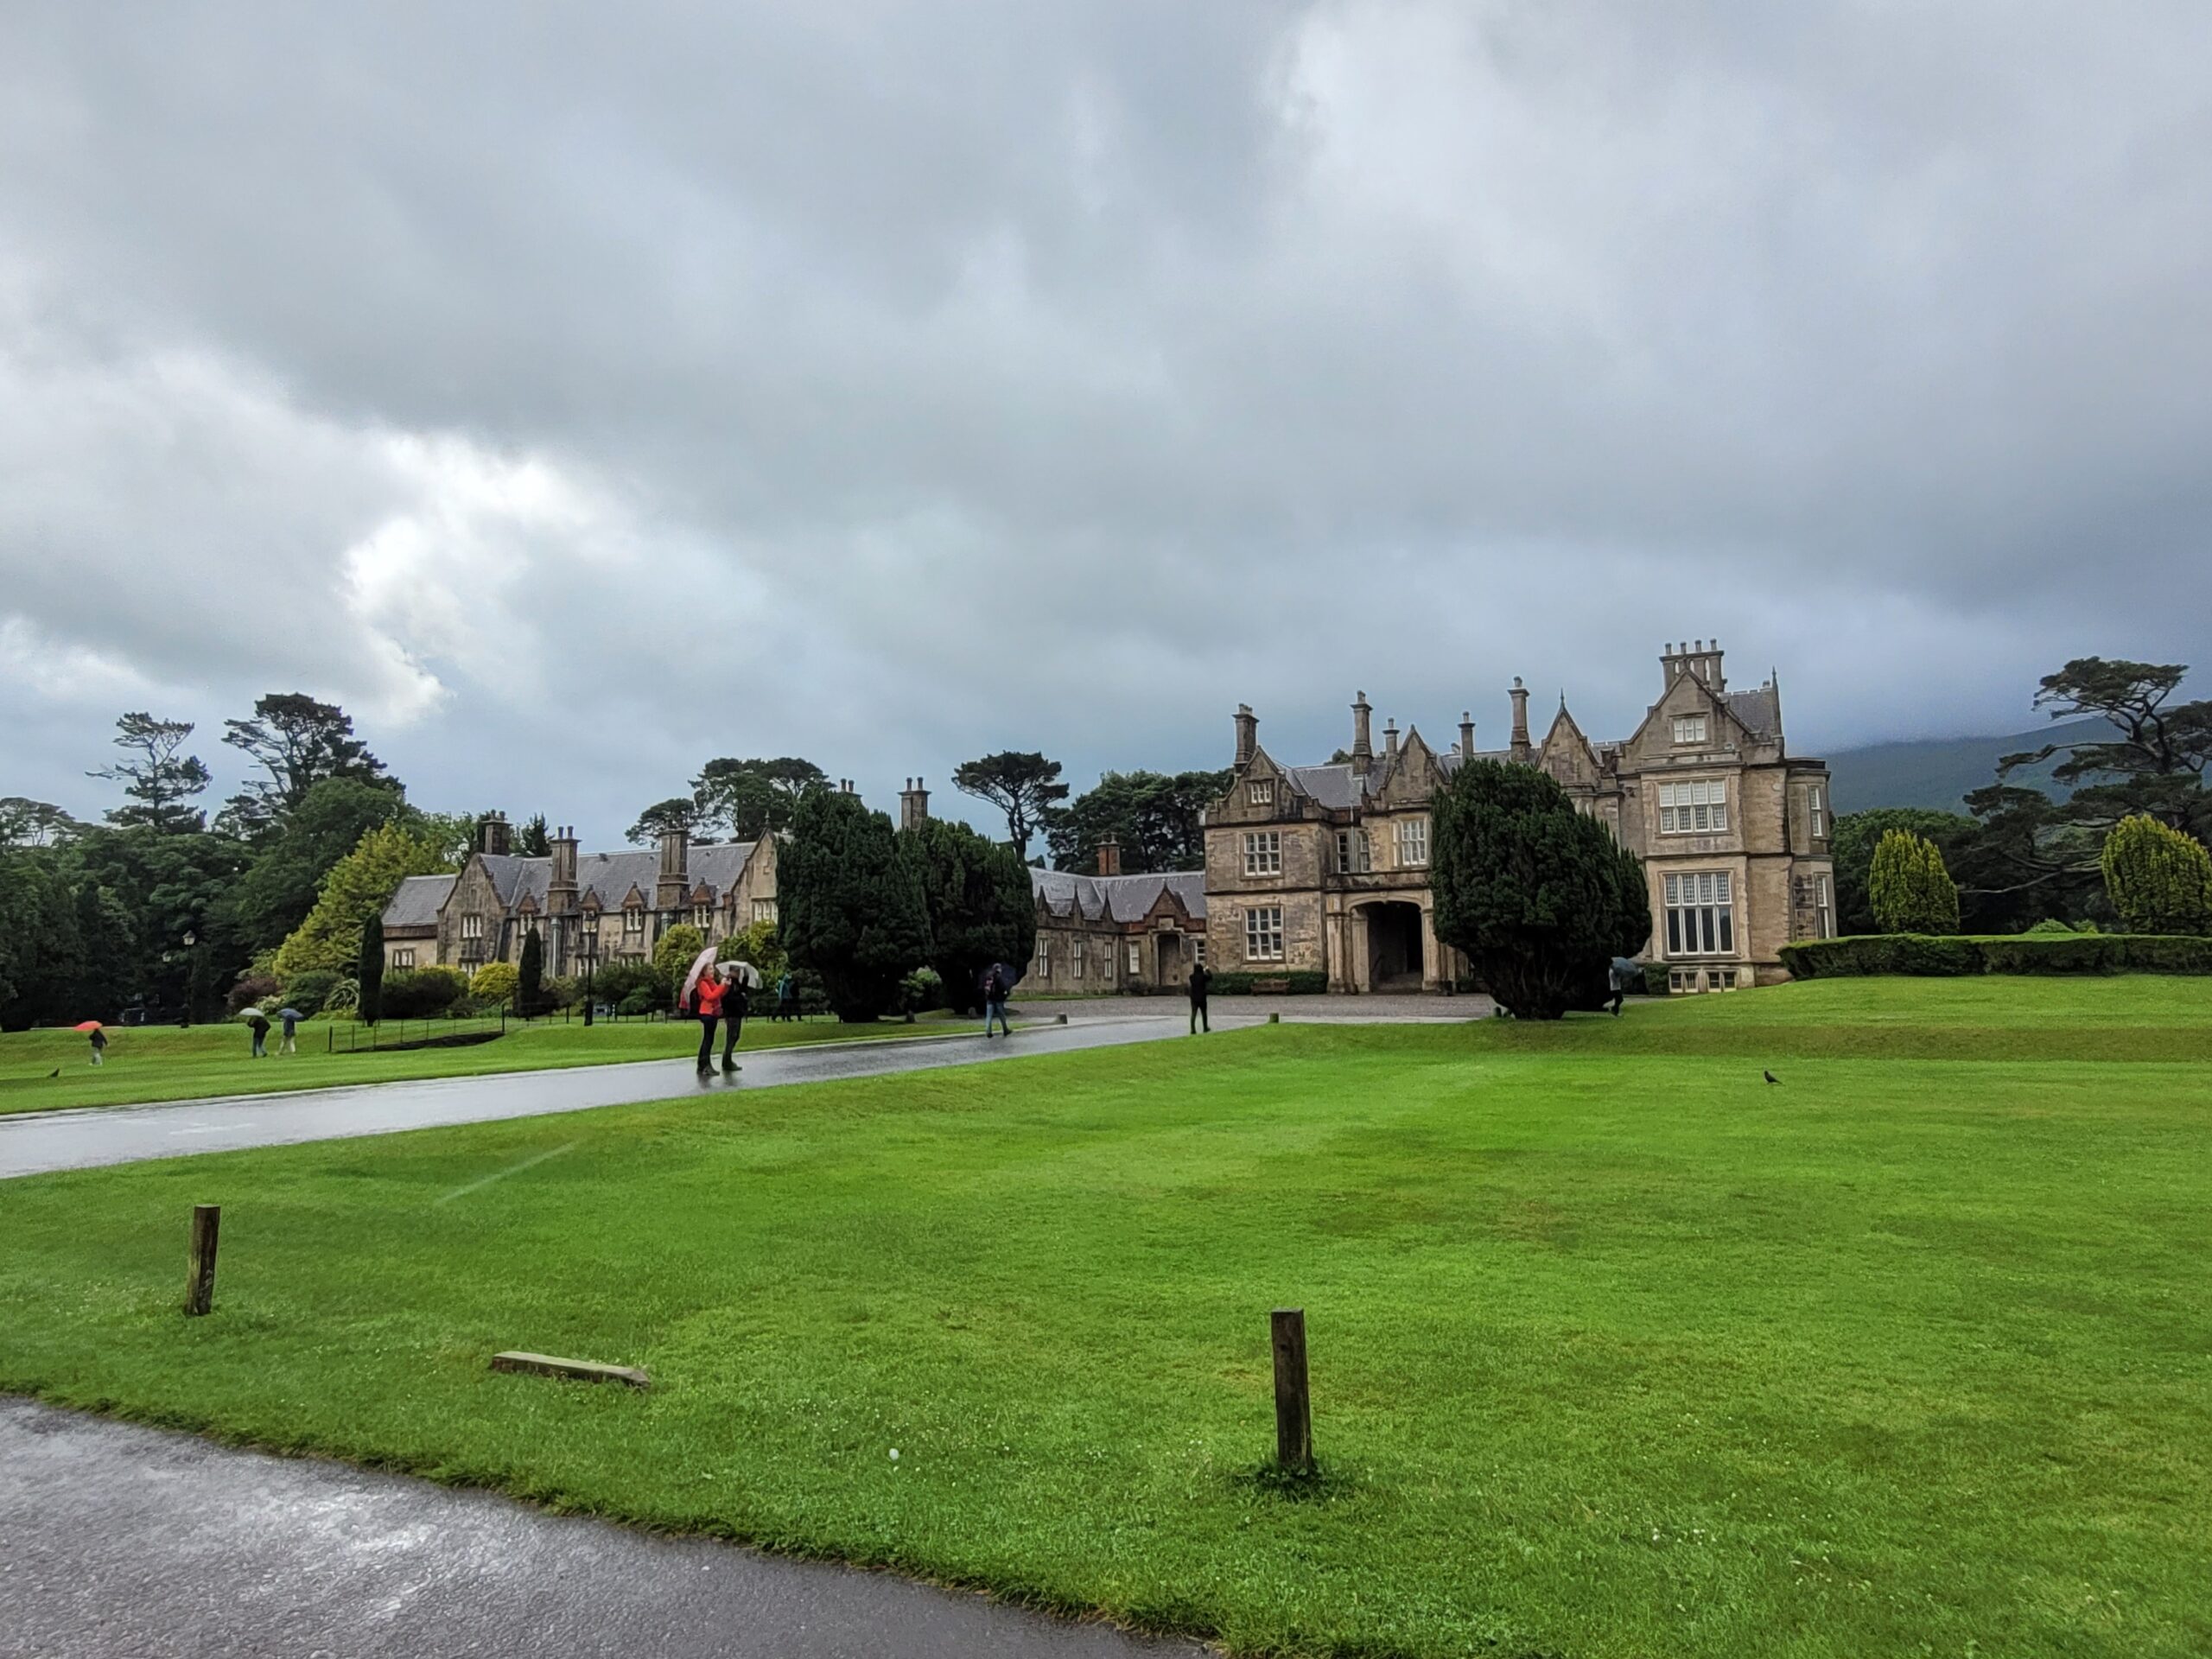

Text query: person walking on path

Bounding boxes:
[982,965,1013,1039]
[774,972,798,1022]
[245,1011,270,1059]
[279,1008,299,1055]
[691,966,727,1074]
[1188,962,1211,1034]
[719,970,749,1072]
[87,1027,107,1067]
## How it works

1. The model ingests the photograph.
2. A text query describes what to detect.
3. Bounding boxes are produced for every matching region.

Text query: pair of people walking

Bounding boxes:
[690,964,747,1074]
[240,1007,299,1058]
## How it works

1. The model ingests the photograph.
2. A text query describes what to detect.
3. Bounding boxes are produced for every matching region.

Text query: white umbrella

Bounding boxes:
[679,945,720,1008]
[718,960,764,989]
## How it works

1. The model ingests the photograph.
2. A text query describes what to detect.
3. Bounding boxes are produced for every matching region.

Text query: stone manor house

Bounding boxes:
[385,641,1832,996]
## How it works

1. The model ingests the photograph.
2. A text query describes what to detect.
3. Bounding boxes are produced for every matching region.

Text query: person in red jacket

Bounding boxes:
[692,966,727,1074]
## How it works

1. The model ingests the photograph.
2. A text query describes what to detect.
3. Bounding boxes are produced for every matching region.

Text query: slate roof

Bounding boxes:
[1284,763,1367,809]
[1033,868,1206,924]
[1725,686,1781,739]
[383,874,456,931]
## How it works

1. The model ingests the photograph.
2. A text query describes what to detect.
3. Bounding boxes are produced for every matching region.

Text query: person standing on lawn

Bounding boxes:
[87,1027,107,1066]
[245,1010,270,1058]
[982,964,1012,1039]
[280,1007,299,1054]
[775,971,798,1022]
[1188,961,1211,1034]
[692,965,727,1074]
[719,969,749,1072]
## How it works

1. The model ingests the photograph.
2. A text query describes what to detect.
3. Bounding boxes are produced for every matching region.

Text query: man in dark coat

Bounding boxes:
[1188,962,1211,1034]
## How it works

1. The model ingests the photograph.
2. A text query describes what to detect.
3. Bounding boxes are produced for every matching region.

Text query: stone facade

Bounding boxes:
[1204,642,1834,992]
[379,812,779,977]
[1028,839,1208,995]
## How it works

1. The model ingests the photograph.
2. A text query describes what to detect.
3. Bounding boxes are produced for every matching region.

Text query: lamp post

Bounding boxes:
[181,929,199,1028]
[579,926,600,1027]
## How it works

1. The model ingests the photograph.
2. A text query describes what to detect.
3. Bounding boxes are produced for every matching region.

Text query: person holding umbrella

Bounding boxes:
[717,961,759,1072]
[241,1007,271,1058]
[1606,957,1641,1017]
[677,945,728,1075]
[277,1007,302,1055]
[76,1020,107,1066]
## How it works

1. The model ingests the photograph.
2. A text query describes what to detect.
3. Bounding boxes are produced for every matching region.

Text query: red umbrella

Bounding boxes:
[73,1020,104,1033]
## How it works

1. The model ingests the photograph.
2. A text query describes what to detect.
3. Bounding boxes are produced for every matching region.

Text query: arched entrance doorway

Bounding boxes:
[1363,901,1425,991]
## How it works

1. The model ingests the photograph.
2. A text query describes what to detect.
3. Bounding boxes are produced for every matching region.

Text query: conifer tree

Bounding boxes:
[518,929,544,1014]
[901,817,1035,1014]
[2101,814,2212,934]
[358,914,384,1027]
[781,788,931,1020]
[1869,829,1961,934]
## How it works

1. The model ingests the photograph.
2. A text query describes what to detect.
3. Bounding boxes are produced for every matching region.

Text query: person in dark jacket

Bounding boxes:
[693,966,727,1073]
[982,965,1012,1039]
[87,1027,107,1067]
[279,1007,299,1054]
[245,1010,270,1058]
[774,972,798,1021]
[720,968,749,1072]
[1188,962,1211,1034]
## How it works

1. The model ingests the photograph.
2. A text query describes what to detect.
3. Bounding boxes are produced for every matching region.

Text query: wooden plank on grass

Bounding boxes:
[489,1351,650,1389]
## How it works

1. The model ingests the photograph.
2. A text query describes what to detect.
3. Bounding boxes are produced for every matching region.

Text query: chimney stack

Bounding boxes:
[1233,703,1257,769]
[1097,836,1122,877]
[655,817,691,912]
[1383,717,1400,765]
[477,811,512,858]
[1459,710,1475,759]
[548,824,579,912]
[899,777,931,831]
[1350,691,1373,776]
[1509,677,1531,762]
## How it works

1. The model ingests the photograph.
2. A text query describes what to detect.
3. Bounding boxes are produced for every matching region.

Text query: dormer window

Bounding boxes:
[1672,715,1707,745]
[1249,779,1275,806]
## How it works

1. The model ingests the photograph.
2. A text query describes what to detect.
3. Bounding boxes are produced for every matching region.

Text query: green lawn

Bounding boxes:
[3,979,2208,1657]
[0,1011,968,1116]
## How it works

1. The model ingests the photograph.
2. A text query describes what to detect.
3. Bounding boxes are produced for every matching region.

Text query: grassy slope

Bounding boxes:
[3,980,2208,1658]
[0,1012,968,1116]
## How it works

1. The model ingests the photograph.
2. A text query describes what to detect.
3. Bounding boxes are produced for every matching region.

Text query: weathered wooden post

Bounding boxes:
[185,1205,220,1317]
[1271,1306,1312,1471]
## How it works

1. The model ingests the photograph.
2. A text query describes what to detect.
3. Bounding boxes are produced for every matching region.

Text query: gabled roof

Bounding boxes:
[382,873,455,929]
[467,841,761,912]
[1725,686,1781,741]
[1283,763,1366,810]
[1032,868,1207,923]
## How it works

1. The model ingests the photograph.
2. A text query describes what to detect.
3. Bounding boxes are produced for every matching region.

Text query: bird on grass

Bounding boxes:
[47,1067,60,1078]
[1763,1070,1780,1085]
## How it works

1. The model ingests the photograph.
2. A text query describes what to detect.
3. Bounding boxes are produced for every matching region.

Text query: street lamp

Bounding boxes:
[181,929,198,1028]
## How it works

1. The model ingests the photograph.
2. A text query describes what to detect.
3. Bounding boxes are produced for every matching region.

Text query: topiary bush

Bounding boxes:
[1869,830,1961,935]
[379,965,467,1018]
[1781,933,2212,977]
[2101,814,2212,935]
[469,962,520,1007]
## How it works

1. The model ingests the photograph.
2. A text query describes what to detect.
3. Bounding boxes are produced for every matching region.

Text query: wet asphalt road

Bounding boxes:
[0,1397,1205,1659]
[0,1015,1199,1179]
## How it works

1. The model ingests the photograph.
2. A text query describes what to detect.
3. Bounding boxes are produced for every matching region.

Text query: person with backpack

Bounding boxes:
[87,1026,107,1067]
[691,964,727,1074]
[719,967,749,1072]
[1188,961,1211,1034]
[982,964,1013,1039]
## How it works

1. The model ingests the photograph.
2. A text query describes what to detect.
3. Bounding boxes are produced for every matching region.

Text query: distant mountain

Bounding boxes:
[1824,717,2116,815]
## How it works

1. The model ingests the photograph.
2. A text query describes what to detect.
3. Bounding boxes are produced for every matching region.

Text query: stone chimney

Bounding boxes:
[1233,703,1257,769]
[1509,677,1531,762]
[1097,836,1122,877]
[899,777,931,831]
[477,811,512,857]
[655,821,690,911]
[1459,711,1475,759]
[1662,639,1726,692]
[547,824,579,914]
[1383,717,1400,766]
[1350,690,1373,776]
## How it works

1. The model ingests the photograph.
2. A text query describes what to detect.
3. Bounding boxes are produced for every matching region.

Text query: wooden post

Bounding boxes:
[1271,1306,1312,1471]
[185,1205,220,1316]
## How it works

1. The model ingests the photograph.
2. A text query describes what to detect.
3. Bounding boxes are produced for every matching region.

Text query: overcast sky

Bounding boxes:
[3,2,2208,849]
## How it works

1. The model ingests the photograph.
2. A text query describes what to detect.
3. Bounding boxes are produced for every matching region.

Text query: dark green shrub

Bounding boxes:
[380,965,467,1018]
[1204,969,1329,995]
[1978,935,2121,974]
[1781,933,2212,978]
[226,974,281,1014]
[616,987,658,1017]
[781,789,931,1021]
[280,968,341,1016]
[1779,936,1981,977]
[2116,934,2212,973]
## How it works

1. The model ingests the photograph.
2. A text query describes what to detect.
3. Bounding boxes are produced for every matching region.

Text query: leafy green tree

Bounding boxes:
[470,961,520,1007]
[2101,814,2212,935]
[68,825,252,1017]
[1046,769,1232,874]
[90,712,211,834]
[1830,809,1980,934]
[902,817,1035,1014]
[715,918,786,984]
[518,931,544,1014]
[272,819,450,976]
[70,884,138,1023]
[1869,829,1961,934]
[780,787,931,1020]
[627,797,705,846]
[358,914,385,1025]
[652,923,709,1004]
[692,757,828,841]
[0,860,85,1029]
[1431,760,1650,1020]
[226,778,413,957]
[219,693,391,840]
[0,798,80,848]
[952,751,1069,861]
[516,814,553,857]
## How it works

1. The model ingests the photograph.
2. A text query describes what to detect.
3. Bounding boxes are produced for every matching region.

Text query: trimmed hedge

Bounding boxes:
[1205,969,1331,995]
[1781,933,2212,978]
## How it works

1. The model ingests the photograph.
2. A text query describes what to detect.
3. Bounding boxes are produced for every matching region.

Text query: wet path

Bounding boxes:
[0,1017,1200,1179]
[0,1397,1203,1658]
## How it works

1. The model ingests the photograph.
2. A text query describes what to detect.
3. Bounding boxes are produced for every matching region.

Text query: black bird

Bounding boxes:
[47,1068,60,1078]
[1763,1070,1780,1084]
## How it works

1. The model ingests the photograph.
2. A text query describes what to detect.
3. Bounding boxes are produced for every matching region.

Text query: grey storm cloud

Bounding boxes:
[3,1,2209,846]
